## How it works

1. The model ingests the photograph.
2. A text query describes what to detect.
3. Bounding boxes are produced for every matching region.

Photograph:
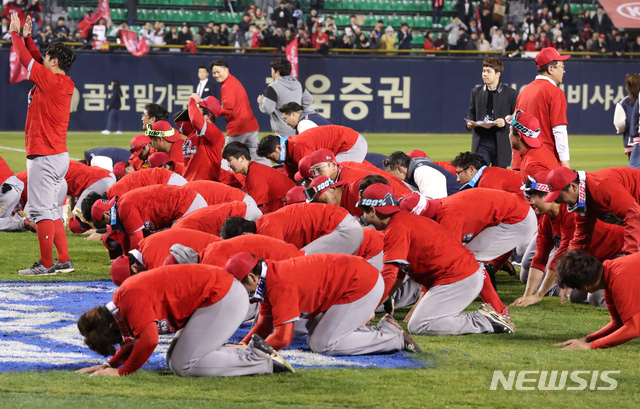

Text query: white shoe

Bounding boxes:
[101,130,110,135]
[115,131,122,135]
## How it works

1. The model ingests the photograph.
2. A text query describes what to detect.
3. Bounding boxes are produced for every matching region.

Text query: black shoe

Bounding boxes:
[250,334,295,373]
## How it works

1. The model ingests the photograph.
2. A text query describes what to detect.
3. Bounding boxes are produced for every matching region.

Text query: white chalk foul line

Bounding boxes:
[0,146,81,161]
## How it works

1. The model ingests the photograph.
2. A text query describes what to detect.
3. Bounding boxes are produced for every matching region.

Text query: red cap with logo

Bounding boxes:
[148,151,173,168]
[113,161,127,179]
[305,176,344,202]
[129,134,152,161]
[508,110,542,148]
[543,167,578,203]
[199,96,222,118]
[360,183,401,215]
[398,191,440,218]
[91,197,116,225]
[407,149,428,159]
[285,186,307,205]
[309,148,336,167]
[110,256,131,286]
[145,120,182,143]
[225,252,258,281]
[535,47,570,68]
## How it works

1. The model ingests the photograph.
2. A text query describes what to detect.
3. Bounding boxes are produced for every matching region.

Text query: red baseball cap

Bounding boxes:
[535,47,570,68]
[113,161,127,179]
[360,183,401,215]
[305,176,344,202]
[407,149,428,159]
[145,121,182,143]
[199,96,222,117]
[68,215,91,234]
[285,186,307,205]
[110,256,131,286]
[398,191,440,218]
[91,197,116,225]
[508,110,541,148]
[522,170,551,196]
[309,148,336,167]
[148,151,173,168]
[294,156,312,182]
[129,134,152,161]
[225,252,258,281]
[543,167,578,203]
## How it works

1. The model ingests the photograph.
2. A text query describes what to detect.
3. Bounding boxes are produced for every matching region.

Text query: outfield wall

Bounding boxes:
[0,51,633,135]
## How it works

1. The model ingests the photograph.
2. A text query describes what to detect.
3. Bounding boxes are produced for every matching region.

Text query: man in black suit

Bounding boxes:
[465,57,518,169]
[196,66,217,99]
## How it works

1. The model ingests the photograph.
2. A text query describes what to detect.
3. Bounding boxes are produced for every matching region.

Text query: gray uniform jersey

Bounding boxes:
[259,76,313,137]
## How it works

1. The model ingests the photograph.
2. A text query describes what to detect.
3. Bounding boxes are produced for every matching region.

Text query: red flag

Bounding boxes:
[9,45,28,84]
[286,37,299,80]
[120,30,149,57]
[78,0,112,38]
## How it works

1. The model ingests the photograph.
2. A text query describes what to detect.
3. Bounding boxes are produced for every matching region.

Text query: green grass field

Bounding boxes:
[0,131,636,408]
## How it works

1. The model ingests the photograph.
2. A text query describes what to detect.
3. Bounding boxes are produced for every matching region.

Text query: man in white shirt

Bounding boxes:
[383,151,460,199]
[195,66,217,99]
[138,21,153,42]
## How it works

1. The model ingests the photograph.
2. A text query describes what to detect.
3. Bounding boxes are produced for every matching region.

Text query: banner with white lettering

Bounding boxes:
[598,0,640,28]
[286,37,299,80]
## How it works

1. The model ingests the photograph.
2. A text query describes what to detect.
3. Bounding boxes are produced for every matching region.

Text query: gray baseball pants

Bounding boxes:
[376,275,423,313]
[167,173,188,186]
[335,134,368,163]
[242,195,262,221]
[0,176,26,232]
[302,214,364,255]
[227,131,272,166]
[407,267,495,335]
[166,280,274,377]
[74,175,116,211]
[465,207,538,262]
[306,274,405,355]
[26,152,69,222]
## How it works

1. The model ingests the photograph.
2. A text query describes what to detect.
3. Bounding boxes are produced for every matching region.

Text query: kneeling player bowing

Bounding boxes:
[225,252,421,355]
[76,264,294,377]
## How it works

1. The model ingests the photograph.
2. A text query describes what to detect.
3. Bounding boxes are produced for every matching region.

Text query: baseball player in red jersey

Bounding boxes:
[172,201,260,236]
[513,171,624,308]
[147,151,185,175]
[513,48,570,170]
[76,264,293,377]
[183,180,256,207]
[106,167,187,200]
[554,251,640,350]
[257,125,368,180]
[147,121,185,167]
[227,252,420,355]
[87,185,207,251]
[174,94,225,182]
[360,183,515,335]
[452,151,523,196]
[220,202,364,255]
[508,110,560,182]
[407,150,457,175]
[222,142,295,214]
[210,59,271,166]
[108,228,222,286]
[545,166,640,255]
[128,134,155,171]
[11,15,76,276]
[0,156,33,232]
[65,161,116,211]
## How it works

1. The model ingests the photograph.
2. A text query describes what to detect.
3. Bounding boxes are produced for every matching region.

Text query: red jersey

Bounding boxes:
[65,161,113,197]
[382,211,480,289]
[571,168,640,255]
[117,185,197,249]
[200,235,304,267]
[138,228,222,269]
[167,140,184,166]
[284,125,359,179]
[590,254,640,349]
[514,77,567,168]
[0,156,14,182]
[220,73,260,136]
[110,265,233,375]
[531,205,624,272]
[436,188,531,243]
[183,180,246,205]
[256,203,350,249]
[519,146,561,182]
[355,228,384,259]
[12,33,74,157]
[176,98,225,182]
[338,161,410,191]
[434,161,456,175]
[172,201,248,235]
[313,32,329,48]
[475,166,523,196]
[340,177,410,218]
[260,254,379,326]
[107,167,175,199]
[15,170,28,205]
[244,161,295,214]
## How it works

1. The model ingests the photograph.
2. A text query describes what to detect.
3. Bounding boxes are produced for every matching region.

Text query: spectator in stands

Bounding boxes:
[632,36,640,53]
[324,16,338,35]
[178,25,194,50]
[349,15,359,33]
[355,31,370,49]
[55,16,70,40]
[550,22,563,43]
[505,32,523,56]
[380,26,396,53]
[490,28,507,51]
[344,27,355,44]
[229,23,247,51]
[539,31,551,49]
[34,23,55,48]
[457,27,471,49]
[577,10,591,39]
[559,3,573,27]
[138,21,153,42]
[433,0,444,28]
[591,5,612,34]
[369,29,381,50]
[479,8,493,39]
[27,0,41,33]
[477,32,490,51]
[253,7,267,27]
[165,26,180,45]
[1,16,10,41]
[313,23,328,49]
[445,17,467,50]
[595,33,609,53]
[457,0,475,27]
[92,17,108,42]
[337,33,353,49]
[521,12,535,40]
[327,30,337,48]
[239,13,251,34]
[126,0,138,26]
[536,5,552,26]
[266,26,285,51]
[586,31,599,51]
[272,0,294,30]
[525,33,538,51]
[151,21,165,46]
[610,32,626,57]
[569,35,586,52]
[306,8,319,32]
[72,29,89,49]
[398,23,413,50]
[284,28,295,45]
[219,23,230,46]
[467,19,479,35]
[297,28,310,48]
[246,23,264,47]
[203,25,216,46]
[424,31,436,50]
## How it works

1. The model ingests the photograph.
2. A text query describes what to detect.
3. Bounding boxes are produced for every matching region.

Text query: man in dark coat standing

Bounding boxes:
[465,57,518,168]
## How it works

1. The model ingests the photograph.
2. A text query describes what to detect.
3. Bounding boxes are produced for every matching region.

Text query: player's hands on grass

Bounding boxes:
[85,231,102,241]
[90,367,120,376]
[554,338,590,350]
[511,293,543,307]
[76,363,110,374]
[9,14,21,33]
[23,16,32,38]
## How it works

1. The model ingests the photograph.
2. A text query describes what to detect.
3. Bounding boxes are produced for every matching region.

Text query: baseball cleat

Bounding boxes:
[18,260,56,276]
[377,314,422,353]
[478,303,516,334]
[250,334,295,374]
[54,259,75,273]
[500,261,517,276]
[17,211,36,232]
